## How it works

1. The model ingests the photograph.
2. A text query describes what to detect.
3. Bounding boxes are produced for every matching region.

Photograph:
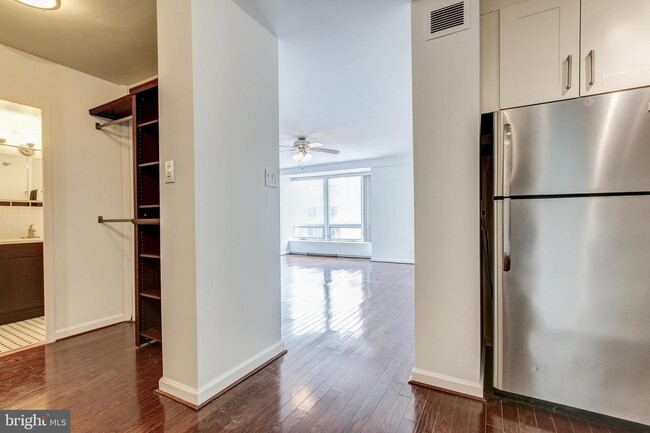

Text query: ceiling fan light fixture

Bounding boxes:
[15,0,60,10]
[292,150,313,163]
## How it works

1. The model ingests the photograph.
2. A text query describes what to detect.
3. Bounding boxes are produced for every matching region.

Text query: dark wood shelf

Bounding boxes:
[138,161,160,168]
[137,119,159,128]
[89,94,133,120]
[140,327,162,342]
[140,290,161,300]
[129,78,158,95]
[131,80,162,347]
[91,80,162,348]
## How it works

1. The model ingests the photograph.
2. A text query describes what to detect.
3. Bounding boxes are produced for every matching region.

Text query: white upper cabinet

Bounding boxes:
[498,0,580,108]
[581,0,650,96]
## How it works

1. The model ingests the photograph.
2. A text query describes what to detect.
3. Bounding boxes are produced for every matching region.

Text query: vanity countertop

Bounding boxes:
[0,238,43,245]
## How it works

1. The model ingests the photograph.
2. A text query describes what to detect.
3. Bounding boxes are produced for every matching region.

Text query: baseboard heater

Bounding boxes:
[288,252,370,260]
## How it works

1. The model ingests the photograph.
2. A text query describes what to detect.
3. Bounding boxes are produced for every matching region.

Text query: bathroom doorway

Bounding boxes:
[0,99,46,355]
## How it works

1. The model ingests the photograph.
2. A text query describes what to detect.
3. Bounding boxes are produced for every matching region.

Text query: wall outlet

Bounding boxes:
[265,169,278,188]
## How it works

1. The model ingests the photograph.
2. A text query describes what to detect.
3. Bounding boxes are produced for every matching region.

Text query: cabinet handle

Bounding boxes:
[588,49,596,86]
[565,54,572,90]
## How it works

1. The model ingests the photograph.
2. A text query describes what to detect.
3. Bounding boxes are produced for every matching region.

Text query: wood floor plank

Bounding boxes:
[486,397,503,429]
[500,399,520,433]
[552,413,576,433]
[533,406,557,433]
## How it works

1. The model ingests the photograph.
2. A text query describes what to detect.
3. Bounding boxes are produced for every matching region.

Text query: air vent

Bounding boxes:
[426,0,469,40]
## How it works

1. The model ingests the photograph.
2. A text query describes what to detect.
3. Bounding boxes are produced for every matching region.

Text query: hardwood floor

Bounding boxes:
[0,256,641,432]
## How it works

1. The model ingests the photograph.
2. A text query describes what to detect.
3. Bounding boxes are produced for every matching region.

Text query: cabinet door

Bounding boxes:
[581,0,650,96]
[500,0,579,109]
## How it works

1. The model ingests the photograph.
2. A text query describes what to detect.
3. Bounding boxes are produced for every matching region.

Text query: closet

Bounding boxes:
[89,79,162,346]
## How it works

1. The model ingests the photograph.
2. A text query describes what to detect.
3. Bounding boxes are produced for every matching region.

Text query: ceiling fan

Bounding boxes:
[280,137,340,163]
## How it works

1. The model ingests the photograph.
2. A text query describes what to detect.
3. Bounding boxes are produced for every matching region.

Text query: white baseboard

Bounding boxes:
[159,341,286,407]
[410,368,483,399]
[280,251,290,256]
[371,257,414,264]
[54,313,127,340]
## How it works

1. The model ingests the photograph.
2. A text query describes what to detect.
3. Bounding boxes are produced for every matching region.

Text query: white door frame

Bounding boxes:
[1,94,55,344]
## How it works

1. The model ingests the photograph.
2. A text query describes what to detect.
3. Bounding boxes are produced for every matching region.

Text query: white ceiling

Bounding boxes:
[0,0,157,85]
[234,0,413,168]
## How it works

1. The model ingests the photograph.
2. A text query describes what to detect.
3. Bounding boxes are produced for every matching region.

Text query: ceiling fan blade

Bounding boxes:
[279,145,295,148]
[280,149,296,152]
[309,142,324,148]
[312,148,340,154]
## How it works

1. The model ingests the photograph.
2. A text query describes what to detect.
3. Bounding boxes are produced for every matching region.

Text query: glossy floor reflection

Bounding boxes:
[0,256,640,432]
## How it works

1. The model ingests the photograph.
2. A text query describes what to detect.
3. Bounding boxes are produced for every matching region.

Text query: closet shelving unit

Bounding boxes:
[89,79,162,346]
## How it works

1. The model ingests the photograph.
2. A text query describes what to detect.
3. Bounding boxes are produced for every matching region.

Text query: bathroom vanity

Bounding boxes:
[0,239,44,326]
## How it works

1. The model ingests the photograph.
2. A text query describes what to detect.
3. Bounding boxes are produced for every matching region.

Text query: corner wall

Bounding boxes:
[157,0,283,407]
[410,0,483,397]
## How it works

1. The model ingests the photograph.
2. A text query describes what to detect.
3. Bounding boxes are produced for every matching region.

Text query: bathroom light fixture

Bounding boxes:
[15,0,61,10]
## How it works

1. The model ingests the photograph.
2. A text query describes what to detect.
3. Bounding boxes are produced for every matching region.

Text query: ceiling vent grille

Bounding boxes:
[426,0,469,40]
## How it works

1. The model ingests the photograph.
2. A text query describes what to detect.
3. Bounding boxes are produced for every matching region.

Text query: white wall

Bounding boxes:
[280,158,414,264]
[0,44,132,341]
[371,164,414,263]
[410,0,483,397]
[157,0,199,393]
[157,0,283,407]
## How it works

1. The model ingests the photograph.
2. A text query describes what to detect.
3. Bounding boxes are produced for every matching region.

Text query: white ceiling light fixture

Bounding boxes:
[282,137,340,165]
[292,148,313,164]
[14,0,61,10]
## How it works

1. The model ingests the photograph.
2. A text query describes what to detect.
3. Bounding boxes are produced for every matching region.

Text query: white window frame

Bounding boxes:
[292,173,370,242]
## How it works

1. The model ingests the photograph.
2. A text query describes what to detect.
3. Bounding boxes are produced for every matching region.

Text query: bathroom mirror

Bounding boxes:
[0,100,43,202]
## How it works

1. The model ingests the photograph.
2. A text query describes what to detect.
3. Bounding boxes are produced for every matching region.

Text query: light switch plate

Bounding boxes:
[265,169,277,188]
[164,160,176,183]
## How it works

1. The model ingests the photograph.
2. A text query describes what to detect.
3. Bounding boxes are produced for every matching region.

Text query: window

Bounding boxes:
[291,174,369,241]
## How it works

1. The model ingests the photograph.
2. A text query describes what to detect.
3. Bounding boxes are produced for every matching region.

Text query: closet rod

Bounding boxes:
[98,216,132,224]
[95,115,132,130]
[98,216,161,225]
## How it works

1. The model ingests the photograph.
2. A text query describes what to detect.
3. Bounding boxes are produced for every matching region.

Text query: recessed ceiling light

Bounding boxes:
[15,0,61,10]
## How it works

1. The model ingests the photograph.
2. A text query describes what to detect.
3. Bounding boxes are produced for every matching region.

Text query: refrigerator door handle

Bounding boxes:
[503,198,511,272]
[503,123,512,197]
[503,123,512,272]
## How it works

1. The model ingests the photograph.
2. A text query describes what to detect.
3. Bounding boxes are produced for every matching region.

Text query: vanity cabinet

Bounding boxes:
[0,242,44,326]
[499,0,580,109]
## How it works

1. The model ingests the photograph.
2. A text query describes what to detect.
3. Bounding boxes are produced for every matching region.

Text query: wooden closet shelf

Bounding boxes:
[137,119,159,128]
[140,327,162,343]
[140,290,161,300]
[138,161,160,168]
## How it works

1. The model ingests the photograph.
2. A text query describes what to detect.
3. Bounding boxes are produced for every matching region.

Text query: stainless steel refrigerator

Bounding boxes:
[493,87,650,426]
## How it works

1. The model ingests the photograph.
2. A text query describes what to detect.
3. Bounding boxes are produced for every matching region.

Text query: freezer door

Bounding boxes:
[501,87,650,196]
[495,195,650,425]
